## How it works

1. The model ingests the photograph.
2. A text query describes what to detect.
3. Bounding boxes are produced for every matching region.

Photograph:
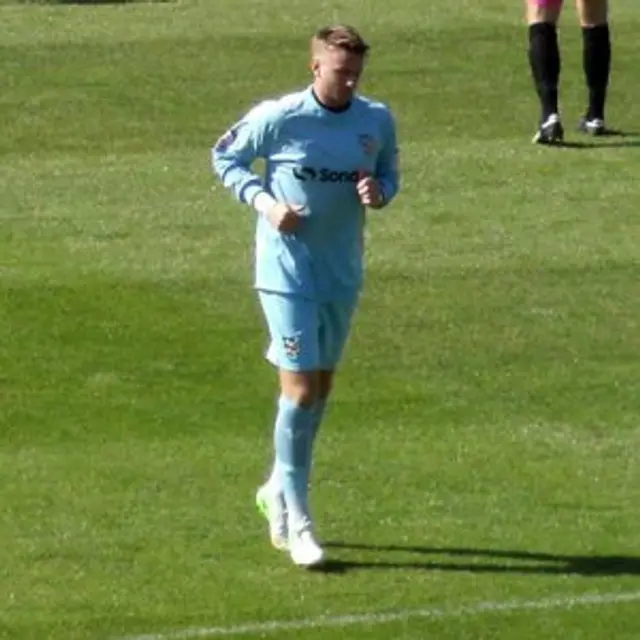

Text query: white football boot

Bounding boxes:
[256,485,288,551]
[288,525,325,568]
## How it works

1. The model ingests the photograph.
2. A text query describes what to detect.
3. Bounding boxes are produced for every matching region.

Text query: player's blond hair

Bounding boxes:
[311,24,370,58]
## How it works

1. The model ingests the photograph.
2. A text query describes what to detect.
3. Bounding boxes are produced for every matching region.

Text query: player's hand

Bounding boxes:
[266,203,304,233]
[356,172,384,208]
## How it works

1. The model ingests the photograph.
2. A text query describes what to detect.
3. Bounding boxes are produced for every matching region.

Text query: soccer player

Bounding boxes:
[211,25,399,567]
[527,0,612,143]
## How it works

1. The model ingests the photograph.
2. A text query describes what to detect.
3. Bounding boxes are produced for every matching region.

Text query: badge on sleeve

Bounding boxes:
[215,127,237,152]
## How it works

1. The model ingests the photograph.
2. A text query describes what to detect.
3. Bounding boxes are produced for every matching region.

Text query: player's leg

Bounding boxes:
[526,0,565,143]
[305,297,359,483]
[308,370,332,477]
[257,374,318,553]
[256,291,324,566]
[276,367,326,567]
[277,298,358,566]
[576,0,611,134]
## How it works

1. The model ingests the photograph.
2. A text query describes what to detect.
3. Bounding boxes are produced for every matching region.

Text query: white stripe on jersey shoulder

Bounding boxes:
[353,94,394,119]
[244,89,308,122]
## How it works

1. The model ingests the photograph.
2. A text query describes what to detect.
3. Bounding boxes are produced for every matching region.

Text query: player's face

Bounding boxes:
[312,47,365,108]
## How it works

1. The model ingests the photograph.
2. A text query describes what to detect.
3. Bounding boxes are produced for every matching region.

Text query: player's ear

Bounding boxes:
[310,56,321,77]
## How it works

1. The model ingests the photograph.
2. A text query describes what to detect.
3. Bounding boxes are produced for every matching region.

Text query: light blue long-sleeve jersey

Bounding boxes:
[211,86,399,302]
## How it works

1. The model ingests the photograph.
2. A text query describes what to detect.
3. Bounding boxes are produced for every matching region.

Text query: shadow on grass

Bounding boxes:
[315,542,640,576]
[553,129,640,149]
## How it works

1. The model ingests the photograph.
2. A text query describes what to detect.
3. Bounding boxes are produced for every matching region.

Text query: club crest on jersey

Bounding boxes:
[282,335,301,359]
[358,134,377,156]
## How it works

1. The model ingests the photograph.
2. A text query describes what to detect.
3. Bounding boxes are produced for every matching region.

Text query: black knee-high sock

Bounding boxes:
[528,22,561,121]
[582,24,611,120]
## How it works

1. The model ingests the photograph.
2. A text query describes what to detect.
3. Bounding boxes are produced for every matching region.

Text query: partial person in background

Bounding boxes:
[527,0,612,143]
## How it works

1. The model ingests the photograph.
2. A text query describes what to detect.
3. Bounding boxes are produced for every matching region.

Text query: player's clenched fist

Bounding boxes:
[267,202,304,233]
[356,172,384,208]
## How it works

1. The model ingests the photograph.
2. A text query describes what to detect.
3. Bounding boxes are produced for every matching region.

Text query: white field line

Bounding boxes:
[119,590,640,640]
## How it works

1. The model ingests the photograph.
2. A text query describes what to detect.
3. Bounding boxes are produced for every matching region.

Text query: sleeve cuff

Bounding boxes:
[251,191,278,216]
[241,183,265,208]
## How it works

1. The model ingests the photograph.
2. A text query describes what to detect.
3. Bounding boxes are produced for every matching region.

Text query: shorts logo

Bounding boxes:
[358,134,377,156]
[283,335,301,359]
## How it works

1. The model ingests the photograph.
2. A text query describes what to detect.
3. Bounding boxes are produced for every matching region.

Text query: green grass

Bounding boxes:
[1,1,640,639]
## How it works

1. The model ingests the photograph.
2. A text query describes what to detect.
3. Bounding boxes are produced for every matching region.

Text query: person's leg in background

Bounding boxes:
[527,0,565,143]
[577,0,611,134]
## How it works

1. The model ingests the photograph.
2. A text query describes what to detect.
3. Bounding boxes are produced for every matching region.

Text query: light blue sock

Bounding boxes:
[274,395,315,528]
[306,398,327,479]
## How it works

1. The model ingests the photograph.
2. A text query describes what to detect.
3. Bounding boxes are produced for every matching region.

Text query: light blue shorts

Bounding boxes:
[258,292,359,372]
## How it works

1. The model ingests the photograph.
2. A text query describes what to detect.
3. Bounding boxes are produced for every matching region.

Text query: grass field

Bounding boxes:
[1,1,640,638]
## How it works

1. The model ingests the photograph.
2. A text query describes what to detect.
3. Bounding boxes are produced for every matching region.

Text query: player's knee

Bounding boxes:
[279,370,320,407]
[526,0,563,24]
[576,0,608,26]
